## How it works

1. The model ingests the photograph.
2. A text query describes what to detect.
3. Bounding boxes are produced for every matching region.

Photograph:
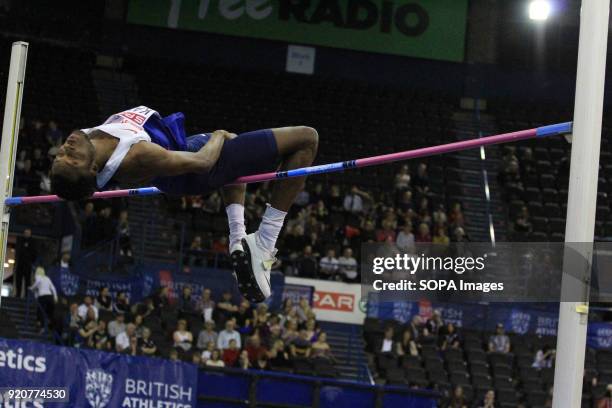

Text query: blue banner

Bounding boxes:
[0,337,197,407]
[587,323,612,349]
[367,295,560,333]
[47,263,284,310]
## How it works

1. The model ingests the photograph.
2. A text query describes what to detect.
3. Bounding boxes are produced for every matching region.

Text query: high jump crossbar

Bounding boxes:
[4,121,572,206]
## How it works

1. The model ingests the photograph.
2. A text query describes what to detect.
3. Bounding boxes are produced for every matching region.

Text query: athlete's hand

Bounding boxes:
[212,130,237,140]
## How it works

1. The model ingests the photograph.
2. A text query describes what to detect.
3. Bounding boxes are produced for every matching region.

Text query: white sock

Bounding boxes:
[226,204,246,252]
[257,204,287,253]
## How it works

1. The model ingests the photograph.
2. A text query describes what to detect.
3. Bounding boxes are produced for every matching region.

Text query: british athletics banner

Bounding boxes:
[126,0,468,62]
[367,296,562,335]
[587,322,612,350]
[46,263,285,310]
[0,337,198,407]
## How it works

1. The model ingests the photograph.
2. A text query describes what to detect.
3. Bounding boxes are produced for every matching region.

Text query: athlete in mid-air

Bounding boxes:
[49,106,318,302]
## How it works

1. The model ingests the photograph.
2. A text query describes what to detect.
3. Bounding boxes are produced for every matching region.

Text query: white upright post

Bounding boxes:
[0,42,28,307]
[552,2,609,408]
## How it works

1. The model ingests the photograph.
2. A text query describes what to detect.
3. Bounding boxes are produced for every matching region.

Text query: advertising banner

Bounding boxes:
[126,0,468,62]
[286,277,366,324]
[0,338,197,407]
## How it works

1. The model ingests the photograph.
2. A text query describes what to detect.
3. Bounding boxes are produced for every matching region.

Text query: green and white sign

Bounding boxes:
[127,0,468,62]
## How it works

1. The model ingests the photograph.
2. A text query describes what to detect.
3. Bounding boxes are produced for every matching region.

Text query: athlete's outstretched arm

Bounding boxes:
[129,130,231,179]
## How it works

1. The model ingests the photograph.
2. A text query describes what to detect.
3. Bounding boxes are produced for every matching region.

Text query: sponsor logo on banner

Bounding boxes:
[285,277,365,324]
[509,311,531,335]
[85,369,114,408]
[127,0,468,62]
[595,327,612,348]
[314,291,354,312]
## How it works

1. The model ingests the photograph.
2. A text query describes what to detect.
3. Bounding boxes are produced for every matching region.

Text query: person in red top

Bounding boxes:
[246,334,268,364]
[222,338,240,367]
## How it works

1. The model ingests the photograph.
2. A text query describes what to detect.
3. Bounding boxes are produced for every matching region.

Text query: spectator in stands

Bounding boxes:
[532,345,555,369]
[407,315,421,340]
[394,165,411,192]
[95,287,112,311]
[96,207,117,242]
[319,248,339,280]
[488,323,511,354]
[297,245,318,278]
[433,204,448,226]
[201,341,215,363]
[217,319,241,350]
[415,223,432,243]
[425,310,444,336]
[115,323,136,353]
[64,302,82,344]
[246,334,268,364]
[75,320,97,348]
[282,320,299,344]
[338,247,358,282]
[377,327,396,356]
[237,350,251,370]
[186,236,204,266]
[290,329,312,359]
[128,336,139,356]
[477,390,495,408]
[107,313,126,339]
[233,299,252,330]
[215,291,239,325]
[191,353,202,367]
[376,220,397,243]
[514,206,533,236]
[92,320,110,351]
[197,320,218,350]
[197,288,215,323]
[118,210,133,258]
[344,186,371,217]
[173,319,194,352]
[205,350,225,368]
[448,385,468,408]
[59,251,71,269]
[139,327,157,356]
[396,224,416,253]
[112,292,130,315]
[597,385,612,408]
[221,338,240,367]
[169,349,179,362]
[311,332,334,361]
[178,286,197,319]
[396,329,419,357]
[15,228,36,298]
[77,296,98,322]
[433,225,450,246]
[29,267,57,331]
[152,286,170,312]
[448,203,465,230]
[268,339,290,370]
[133,314,146,338]
[254,355,269,370]
[440,323,460,350]
[413,163,429,193]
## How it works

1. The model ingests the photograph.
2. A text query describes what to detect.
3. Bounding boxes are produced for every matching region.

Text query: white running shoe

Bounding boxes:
[231,232,276,302]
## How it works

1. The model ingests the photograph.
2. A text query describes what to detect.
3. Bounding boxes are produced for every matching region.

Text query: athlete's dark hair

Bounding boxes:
[50,167,97,201]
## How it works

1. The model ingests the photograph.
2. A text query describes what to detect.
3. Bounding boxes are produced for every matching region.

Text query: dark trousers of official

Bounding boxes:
[36,295,55,330]
[15,264,32,298]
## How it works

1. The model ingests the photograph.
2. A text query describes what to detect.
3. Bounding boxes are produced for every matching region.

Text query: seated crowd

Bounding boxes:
[179,163,467,282]
[55,285,335,373]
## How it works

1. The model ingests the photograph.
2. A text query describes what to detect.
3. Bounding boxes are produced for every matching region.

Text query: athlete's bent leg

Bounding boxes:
[234,126,318,303]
